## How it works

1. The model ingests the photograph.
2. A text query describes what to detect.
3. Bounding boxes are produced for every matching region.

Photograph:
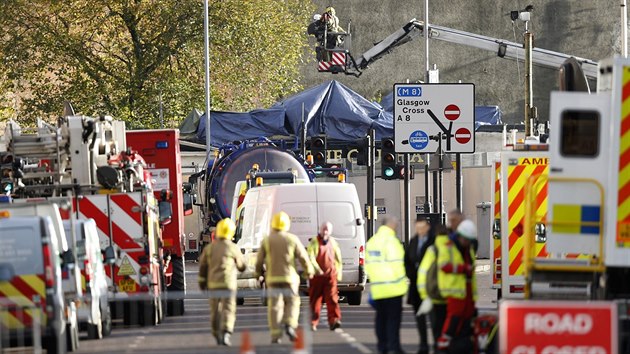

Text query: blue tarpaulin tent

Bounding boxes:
[380,92,503,130]
[196,108,288,146]
[273,80,393,140]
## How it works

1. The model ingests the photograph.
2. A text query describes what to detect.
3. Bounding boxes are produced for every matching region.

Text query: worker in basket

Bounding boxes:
[308,6,345,61]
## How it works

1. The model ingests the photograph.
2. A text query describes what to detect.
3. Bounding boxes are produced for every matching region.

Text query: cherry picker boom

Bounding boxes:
[314,19,598,79]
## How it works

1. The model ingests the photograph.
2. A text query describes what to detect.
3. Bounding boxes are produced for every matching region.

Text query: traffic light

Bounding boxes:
[396,165,414,180]
[311,136,327,165]
[381,137,397,180]
[355,136,369,166]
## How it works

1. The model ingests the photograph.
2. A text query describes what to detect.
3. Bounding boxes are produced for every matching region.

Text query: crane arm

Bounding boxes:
[353,20,598,79]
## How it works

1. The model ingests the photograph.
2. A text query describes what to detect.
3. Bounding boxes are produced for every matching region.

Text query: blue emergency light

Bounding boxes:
[156,141,169,149]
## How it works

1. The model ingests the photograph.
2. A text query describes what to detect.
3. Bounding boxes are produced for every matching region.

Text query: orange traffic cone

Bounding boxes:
[240,330,255,354]
[292,327,308,354]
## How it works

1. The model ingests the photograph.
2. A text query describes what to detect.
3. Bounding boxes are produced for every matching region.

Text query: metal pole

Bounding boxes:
[403,153,411,245]
[424,0,430,82]
[301,103,307,158]
[368,129,376,238]
[438,134,444,224]
[424,159,431,213]
[456,153,462,211]
[159,90,164,128]
[204,0,211,149]
[524,19,535,137]
[623,0,628,57]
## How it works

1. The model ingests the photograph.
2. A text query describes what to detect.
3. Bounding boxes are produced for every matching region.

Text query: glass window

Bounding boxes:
[560,110,600,157]
[0,225,44,275]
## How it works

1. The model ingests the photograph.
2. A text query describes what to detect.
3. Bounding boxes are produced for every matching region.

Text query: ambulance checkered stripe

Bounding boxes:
[506,162,548,277]
[618,66,630,246]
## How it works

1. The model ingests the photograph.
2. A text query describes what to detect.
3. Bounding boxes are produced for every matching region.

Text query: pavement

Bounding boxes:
[74,259,496,353]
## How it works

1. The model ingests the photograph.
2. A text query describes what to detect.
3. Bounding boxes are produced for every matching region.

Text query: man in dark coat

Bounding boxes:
[405,219,433,354]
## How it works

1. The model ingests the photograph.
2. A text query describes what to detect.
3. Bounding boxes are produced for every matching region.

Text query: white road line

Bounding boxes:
[335,328,372,354]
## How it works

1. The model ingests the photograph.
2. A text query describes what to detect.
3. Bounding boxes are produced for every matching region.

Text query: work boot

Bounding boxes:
[271,337,282,344]
[311,324,318,332]
[222,332,232,347]
[285,324,297,342]
[213,333,223,345]
[330,321,341,331]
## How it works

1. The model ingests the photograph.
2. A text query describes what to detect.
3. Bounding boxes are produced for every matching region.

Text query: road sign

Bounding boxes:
[393,83,475,153]
[500,300,617,354]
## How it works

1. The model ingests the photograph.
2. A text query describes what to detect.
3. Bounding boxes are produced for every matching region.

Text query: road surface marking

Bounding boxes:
[335,328,372,354]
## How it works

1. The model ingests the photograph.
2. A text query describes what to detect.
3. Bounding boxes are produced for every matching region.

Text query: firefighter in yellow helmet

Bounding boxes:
[198,218,245,347]
[256,211,314,343]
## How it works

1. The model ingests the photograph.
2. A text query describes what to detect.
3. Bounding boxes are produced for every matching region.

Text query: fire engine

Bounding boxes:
[2,113,175,327]
[126,130,192,316]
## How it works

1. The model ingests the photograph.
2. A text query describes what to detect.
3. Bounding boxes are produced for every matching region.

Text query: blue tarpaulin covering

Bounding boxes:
[196,108,288,146]
[380,92,503,130]
[273,80,393,140]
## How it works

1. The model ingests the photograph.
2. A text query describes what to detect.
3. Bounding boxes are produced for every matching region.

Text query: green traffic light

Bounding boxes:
[384,167,395,177]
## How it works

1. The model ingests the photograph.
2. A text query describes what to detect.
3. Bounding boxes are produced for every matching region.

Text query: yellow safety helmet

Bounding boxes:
[325,6,335,16]
[216,218,236,240]
[271,211,291,232]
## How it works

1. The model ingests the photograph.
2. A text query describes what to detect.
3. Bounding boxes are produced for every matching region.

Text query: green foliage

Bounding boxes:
[0,0,314,128]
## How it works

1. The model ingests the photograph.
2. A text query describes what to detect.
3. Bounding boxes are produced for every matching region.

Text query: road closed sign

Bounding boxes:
[500,301,617,354]
[393,83,475,153]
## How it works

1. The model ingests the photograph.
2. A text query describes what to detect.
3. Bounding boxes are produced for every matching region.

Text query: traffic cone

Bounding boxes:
[240,330,255,354]
[292,328,308,354]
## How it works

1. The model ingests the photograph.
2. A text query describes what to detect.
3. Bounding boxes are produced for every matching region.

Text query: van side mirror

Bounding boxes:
[62,250,75,267]
[159,201,173,225]
[182,183,194,216]
[103,246,116,265]
[356,218,365,226]
[0,263,15,282]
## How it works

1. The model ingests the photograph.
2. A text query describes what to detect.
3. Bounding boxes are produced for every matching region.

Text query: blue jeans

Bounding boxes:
[374,295,403,353]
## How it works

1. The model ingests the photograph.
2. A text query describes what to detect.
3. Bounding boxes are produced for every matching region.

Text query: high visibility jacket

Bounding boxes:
[255,230,313,288]
[307,236,343,281]
[416,235,448,304]
[198,239,245,290]
[365,225,407,300]
[437,237,478,300]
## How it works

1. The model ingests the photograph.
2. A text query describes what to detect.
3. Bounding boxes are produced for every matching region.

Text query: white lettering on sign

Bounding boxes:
[524,313,593,335]
[511,346,606,354]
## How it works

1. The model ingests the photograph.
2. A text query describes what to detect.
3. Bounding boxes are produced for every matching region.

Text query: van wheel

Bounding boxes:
[347,292,362,306]
[87,320,103,340]
[123,302,138,326]
[167,256,186,316]
[43,328,67,354]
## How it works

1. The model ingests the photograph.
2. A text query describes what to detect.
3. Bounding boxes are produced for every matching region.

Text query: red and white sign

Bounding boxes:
[455,127,471,144]
[444,104,460,120]
[500,301,617,354]
[318,52,346,71]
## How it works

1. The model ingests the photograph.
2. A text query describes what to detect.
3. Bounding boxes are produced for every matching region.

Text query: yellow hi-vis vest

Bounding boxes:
[416,235,448,304]
[365,225,407,300]
[437,237,478,300]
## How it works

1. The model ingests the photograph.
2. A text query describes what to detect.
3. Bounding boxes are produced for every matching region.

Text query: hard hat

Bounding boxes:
[456,220,477,240]
[271,211,291,232]
[325,6,335,16]
[216,218,236,239]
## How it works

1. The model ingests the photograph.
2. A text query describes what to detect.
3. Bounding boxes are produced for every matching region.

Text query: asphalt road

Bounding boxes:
[74,260,496,354]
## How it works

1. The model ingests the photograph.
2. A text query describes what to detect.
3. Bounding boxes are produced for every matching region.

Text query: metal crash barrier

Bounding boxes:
[0,298,42,354]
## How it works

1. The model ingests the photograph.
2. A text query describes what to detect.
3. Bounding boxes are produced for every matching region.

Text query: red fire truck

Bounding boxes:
[126,130,191,315]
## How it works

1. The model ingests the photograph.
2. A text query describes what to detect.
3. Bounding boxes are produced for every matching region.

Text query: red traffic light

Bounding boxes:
[313,138,325,148]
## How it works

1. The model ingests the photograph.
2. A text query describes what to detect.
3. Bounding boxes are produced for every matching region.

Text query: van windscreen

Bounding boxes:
[0,225,44,275]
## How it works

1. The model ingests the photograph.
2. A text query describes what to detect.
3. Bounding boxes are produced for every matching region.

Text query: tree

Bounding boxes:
[0,0,314,128]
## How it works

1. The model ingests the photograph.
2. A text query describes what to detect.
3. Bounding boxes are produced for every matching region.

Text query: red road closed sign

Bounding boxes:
[500,301,617,354]
[444,104,460,120]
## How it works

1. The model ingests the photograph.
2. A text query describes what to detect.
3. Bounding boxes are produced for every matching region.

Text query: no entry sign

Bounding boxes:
[500,301,617,354]
[393,83,475,153]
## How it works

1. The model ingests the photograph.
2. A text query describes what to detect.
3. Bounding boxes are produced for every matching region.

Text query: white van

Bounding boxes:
[63,220,112,340]
[233,183,366,305]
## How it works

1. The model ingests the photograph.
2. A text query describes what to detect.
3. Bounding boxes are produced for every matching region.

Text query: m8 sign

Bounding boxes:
[500,301,617,354]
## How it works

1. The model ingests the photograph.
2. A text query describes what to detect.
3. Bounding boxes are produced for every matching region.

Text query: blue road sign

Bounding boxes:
[408,130,429,150]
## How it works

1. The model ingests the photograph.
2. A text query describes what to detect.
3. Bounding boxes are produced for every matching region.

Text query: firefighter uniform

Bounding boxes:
[255,212,314,343]
[365,220,407,354]
[306,224,343,331]
[198,218,245,347]
[436,220,478,354]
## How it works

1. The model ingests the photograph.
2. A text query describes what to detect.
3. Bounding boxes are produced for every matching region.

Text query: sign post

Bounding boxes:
[393,83,475,154]
[500,301,617,354]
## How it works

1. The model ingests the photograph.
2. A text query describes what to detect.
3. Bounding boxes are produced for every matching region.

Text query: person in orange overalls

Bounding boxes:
[307,221,343,332]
